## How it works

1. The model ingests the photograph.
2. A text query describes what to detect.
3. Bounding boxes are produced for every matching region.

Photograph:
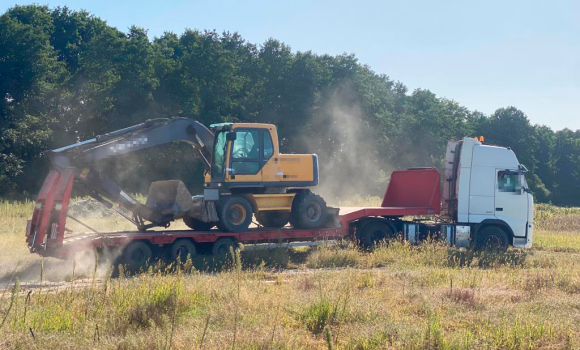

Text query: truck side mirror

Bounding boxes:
[518,174,529,194]
[226,132,237,142]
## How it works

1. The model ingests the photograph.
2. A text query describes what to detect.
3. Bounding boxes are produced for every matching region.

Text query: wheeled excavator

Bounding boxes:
[47,118,329,232]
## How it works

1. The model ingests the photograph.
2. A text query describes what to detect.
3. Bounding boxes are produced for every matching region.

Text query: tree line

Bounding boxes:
[1,5,579,205]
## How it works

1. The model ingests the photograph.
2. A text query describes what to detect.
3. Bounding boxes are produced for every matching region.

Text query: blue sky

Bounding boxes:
[4,0,579,130]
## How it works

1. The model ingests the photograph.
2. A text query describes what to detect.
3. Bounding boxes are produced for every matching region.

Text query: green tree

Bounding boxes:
[1,5,578,205]
[551,129,580,206]
[0,6,66,194]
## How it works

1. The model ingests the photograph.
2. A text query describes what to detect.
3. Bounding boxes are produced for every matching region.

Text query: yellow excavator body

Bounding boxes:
[204,122,318,188]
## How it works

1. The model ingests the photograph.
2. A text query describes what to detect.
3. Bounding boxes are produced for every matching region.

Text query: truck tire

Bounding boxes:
[290,192,328,229]
[183,216,215,231]
[123,241,152,271]
[359,221,394,249]
[170,239,197,262]
[256,211,291,228]
[476,226,509,251]
[217,195,253,232]
[212,237,237,257]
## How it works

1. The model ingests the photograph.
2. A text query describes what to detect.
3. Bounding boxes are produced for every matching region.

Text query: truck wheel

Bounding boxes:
[290,192,328,229]
[170,239,197,262]
[359,221,394,249]
[476,226,509,251]
[123,241,152,271]
[217,196,253,232]
[183,216,215,231]
[212,237,237,257]
[256,211,291,228]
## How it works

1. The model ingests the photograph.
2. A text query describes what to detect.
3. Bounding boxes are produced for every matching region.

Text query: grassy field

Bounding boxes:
[1,199,580,349]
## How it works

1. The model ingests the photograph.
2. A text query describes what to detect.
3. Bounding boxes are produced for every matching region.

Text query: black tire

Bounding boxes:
[359,221,394,249]
[123,241,152,271]
[183,216,215,231]
[256,211,291,228]
[476,226,509,251]
[217,195,253,232]
[212,238,237,257]
[170,239,197,262]
[290,192,328,229]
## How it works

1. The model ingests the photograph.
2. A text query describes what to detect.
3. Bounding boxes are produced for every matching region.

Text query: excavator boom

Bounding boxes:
[50,118,214,171]
[40,118,214,234]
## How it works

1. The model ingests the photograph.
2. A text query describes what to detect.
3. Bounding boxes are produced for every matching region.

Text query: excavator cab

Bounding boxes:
[205,123,319,190]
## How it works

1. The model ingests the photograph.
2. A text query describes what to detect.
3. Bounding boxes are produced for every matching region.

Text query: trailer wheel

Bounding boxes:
[170,239,197,263]
[212,238,237,257]
[359,221,394,249]
[183,216,215,231]
[290,192,328,229]
[476,226,509,251]
[217,196,253,232]
[123,241,152,271]
[256,211,291,228]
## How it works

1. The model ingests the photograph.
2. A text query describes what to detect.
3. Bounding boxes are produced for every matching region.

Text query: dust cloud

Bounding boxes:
[302,82,392,204]
[0,243,123,288]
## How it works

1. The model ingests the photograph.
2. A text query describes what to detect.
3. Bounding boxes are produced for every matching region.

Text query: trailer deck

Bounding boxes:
[28,168,442,259]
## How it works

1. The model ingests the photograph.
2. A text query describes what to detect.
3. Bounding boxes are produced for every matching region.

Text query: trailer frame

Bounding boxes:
[27,167,482,261]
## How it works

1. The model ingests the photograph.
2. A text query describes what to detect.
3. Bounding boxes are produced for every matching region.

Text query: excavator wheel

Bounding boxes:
[290,192,328,229]
[217,195,253,232]
[256,211,291,228]
[183,216,215,231]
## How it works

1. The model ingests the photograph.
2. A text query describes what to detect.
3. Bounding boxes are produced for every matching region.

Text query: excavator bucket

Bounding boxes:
[145,180,218,223]
[146,180,195,215]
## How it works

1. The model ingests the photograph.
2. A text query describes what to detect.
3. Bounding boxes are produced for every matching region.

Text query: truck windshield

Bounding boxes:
[211,131,228,180]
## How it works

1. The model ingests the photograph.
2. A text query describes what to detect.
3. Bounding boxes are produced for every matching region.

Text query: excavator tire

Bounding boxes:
[290,192,328,229]
[216,195,253,232]
[256,211,291,228]
[183,216,215,231]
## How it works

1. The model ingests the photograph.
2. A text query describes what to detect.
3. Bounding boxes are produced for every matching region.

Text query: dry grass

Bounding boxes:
[0,200,580,349]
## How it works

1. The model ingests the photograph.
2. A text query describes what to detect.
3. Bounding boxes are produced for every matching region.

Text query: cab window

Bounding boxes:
[211,131,228,180]
[264,131,274,160]
[231,161,260,174]
[232,130,259,159]
[231,129,260,175]
[498,171,521,194]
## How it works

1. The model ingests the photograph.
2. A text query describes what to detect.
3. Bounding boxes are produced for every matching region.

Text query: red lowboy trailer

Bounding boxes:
[26,136,533,269]
[26,168,448,267]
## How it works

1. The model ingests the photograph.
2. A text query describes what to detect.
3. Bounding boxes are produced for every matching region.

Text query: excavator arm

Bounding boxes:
[44,118,214,233]
[50,118,213,171]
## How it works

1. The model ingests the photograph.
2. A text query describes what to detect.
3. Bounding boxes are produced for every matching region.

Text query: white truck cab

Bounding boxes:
[442,137,533,248]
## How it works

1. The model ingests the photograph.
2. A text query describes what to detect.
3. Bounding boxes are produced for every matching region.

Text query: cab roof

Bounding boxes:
[210,122,275,130]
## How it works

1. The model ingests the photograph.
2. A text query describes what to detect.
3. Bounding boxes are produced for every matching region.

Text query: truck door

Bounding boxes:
[494,169,528,238]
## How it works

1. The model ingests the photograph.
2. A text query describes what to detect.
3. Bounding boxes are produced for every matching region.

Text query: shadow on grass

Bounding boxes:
[1,244,530,284]
[447,249,528,268]
[120,246,313,277]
